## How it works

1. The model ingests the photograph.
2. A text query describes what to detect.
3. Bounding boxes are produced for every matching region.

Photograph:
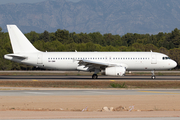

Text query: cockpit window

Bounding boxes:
[162,57,170,60]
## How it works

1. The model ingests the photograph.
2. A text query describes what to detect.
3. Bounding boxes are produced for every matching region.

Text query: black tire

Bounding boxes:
[92,74,98,79]
[151,76,156,79]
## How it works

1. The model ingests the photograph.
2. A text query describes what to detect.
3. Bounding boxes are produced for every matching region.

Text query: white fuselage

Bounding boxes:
[5,51,177,71]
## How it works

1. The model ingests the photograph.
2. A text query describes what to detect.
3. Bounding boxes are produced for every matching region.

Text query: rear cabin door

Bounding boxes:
[37,53,43,64]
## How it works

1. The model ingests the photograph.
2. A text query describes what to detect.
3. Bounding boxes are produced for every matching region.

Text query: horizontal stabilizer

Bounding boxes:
[5,54,27,59]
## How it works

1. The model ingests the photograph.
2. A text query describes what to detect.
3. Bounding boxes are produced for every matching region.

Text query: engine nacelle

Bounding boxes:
[105,67,126,76]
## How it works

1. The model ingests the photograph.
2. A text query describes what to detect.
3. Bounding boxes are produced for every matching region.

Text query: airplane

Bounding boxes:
[4,25,177,79]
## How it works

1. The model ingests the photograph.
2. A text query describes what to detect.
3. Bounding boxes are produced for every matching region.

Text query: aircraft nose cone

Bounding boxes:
[172,60,177,68]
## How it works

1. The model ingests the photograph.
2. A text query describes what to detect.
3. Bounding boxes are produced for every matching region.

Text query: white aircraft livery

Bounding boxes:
[4,25,177,79]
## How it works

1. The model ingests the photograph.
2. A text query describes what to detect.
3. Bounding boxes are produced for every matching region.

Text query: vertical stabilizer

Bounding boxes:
[7,25,39,53]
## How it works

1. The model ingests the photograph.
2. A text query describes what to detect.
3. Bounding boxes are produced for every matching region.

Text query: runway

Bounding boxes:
[0,75,180,81]
[0,89,180,96]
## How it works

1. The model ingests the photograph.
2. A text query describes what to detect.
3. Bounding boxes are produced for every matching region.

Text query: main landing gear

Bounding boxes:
[92,69,100,79]
[92,74,98,79]
[151,70,156,79]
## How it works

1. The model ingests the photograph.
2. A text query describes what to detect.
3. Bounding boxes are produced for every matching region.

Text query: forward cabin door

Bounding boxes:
[151,54,157,64]
[37,53,43,64]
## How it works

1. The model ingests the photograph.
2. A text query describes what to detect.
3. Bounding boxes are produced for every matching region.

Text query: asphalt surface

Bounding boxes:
[0,89,180,96]
[0,75,180,81]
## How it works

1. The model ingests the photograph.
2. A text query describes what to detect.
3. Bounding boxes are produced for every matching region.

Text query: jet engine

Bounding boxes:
[105,66,126,76]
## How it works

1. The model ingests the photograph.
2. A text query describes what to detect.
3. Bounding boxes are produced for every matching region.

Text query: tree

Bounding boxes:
[170,28,180,48]
[169,48,180,68]
[40,30,50,42]
[65,42,78,51]
[33,40,45,51]
[85,42,101,51]
[121,33,134,46]
[78,33,92,43]
[44,40,65,51]
[118,46,129,51]
[130,43,145,51]
[159,47,169,55]
[88,32,104,45]
[55,29,69,43]
[144,44,158,52]
[25,31,39,43]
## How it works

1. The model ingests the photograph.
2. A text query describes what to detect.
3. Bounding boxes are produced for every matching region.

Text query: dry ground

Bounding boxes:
[1,95,180,111]
[0,93,180,119]
[0,111,180,119]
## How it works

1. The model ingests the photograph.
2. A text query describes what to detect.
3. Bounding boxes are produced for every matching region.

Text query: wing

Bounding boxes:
[77,59,127,72]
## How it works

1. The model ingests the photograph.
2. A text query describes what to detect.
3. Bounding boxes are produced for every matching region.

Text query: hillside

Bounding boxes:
[0,0,180,34]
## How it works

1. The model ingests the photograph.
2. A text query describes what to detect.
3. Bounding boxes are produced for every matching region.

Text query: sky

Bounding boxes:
[0,0,81,5]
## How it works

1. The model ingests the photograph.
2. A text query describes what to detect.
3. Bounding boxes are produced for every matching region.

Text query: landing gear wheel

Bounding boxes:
[151,75,156,79]
[151,70,156,79]
[92,74,98,79]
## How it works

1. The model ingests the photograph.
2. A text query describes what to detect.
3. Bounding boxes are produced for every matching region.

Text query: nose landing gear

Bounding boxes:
[151,70,156,79]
